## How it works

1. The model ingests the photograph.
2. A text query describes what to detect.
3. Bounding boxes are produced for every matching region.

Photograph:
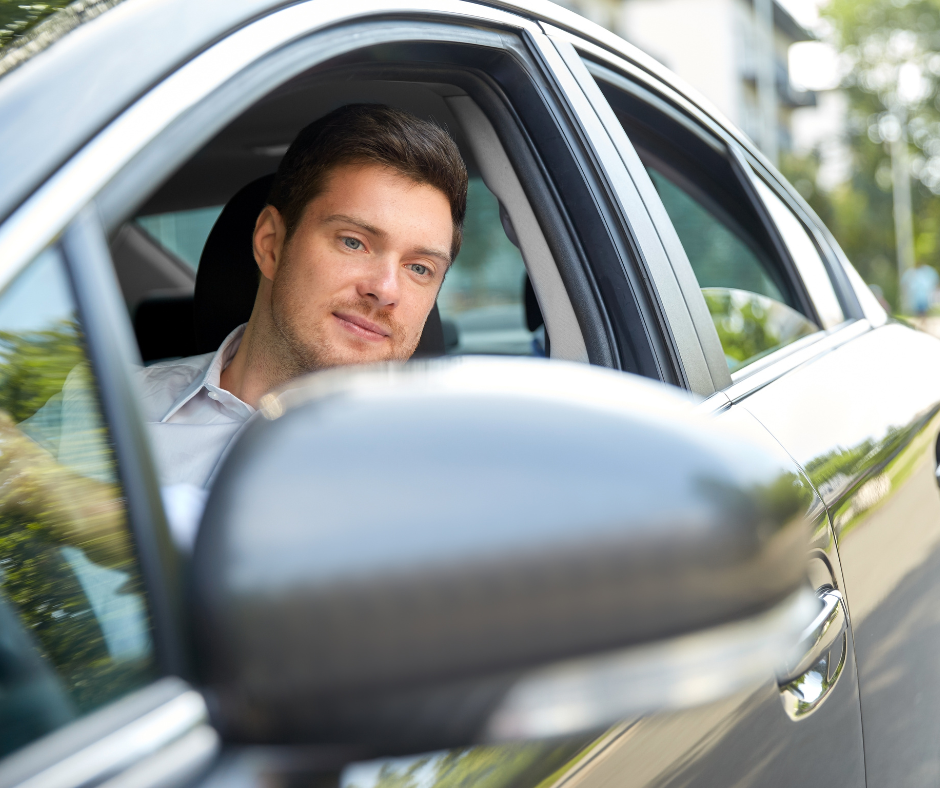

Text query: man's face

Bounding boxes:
[257,162,453,372]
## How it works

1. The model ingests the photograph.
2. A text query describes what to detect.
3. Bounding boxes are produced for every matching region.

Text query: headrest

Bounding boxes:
[194,175,444,358]
[194,175,275,355]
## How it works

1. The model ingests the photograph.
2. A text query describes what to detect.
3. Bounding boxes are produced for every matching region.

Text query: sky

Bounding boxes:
[0,248,76,335]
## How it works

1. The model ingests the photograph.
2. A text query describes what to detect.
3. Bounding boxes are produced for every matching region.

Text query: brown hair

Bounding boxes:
[268,103,468,260]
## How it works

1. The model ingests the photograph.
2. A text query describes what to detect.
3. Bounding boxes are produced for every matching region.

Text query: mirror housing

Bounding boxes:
[192,359,816,753]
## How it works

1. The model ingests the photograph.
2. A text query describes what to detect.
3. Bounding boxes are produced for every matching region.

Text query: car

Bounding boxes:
[0,1,935,787]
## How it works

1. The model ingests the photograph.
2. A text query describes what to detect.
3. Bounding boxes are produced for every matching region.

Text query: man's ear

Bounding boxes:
[253,205,287,281]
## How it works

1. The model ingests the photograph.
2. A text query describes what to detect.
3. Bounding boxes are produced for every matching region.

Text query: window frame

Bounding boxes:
[551,26,869,394]
[89,17,634,372]
[90,19,660,375]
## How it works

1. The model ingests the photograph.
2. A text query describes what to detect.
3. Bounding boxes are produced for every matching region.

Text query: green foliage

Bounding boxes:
[703,289,817,370]
[0,319,152,715]
[0,513,148,712]
[352,738,592,788]
[0,0,73,48]
[0,321,86,423]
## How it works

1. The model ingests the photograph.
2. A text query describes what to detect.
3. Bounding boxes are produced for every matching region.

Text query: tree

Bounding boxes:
[782,0,940,309]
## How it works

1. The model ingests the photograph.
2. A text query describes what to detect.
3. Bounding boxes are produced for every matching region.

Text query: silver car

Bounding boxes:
[0,2,934,788]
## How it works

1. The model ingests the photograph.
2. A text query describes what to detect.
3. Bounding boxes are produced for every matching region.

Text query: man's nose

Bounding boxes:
[357,255,401,307]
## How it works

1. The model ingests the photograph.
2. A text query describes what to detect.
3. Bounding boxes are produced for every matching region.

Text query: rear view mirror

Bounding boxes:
[192,358,817,754]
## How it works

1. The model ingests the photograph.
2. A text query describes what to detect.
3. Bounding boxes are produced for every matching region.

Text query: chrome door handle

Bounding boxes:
[778,587,847,718]
[779,587,846,682]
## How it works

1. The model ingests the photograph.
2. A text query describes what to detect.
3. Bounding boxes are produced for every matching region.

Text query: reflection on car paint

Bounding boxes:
[741,322,940,786]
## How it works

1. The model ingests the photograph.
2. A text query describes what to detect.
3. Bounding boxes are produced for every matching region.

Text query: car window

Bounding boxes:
[0,248,155,758]
[750,177,844,329]
[590,74,822,373]
[129,178,545,359]
[135,206,223,270]
[646,166,818,371]
[438,177,545,356]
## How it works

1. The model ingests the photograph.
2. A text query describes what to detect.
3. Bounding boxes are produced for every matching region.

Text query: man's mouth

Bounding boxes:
[333,312,391,342]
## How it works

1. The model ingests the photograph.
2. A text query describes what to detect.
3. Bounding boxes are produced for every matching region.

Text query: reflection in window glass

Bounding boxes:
[438,178,544,356]
[703,288,818,372]
[136,206,223,270]
[645,167,820,371]
[0,249,154,758]
[647,170,786,304]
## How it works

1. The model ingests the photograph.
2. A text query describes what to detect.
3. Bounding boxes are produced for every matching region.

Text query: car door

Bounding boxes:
[536,28,868,788]
[721,187,940,786]
[0,217,218,785]
[554,22,940,788]
[305,19,866,788]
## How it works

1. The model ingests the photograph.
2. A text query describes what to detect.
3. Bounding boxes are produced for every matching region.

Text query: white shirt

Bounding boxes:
[137,325,256,551]
[137,323,254,489]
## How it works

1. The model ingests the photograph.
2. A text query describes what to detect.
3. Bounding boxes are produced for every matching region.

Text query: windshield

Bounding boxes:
[0,0,123,78]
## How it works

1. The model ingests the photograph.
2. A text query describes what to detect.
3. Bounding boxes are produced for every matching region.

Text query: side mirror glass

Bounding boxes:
[192,358,817,754]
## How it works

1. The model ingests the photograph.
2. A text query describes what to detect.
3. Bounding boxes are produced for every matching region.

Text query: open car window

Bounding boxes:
[113,73,586,365]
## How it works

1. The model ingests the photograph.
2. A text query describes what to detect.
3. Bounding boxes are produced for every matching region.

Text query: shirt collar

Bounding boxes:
[160,324,252,423]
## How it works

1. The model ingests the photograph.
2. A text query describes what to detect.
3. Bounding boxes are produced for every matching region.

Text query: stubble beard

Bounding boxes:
[269,286,423,378]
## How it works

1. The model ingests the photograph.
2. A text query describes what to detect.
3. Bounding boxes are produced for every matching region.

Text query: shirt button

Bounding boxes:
[208,392,219,401]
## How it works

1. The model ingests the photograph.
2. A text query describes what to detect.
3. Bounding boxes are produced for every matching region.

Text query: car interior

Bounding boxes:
[109,66,591,367]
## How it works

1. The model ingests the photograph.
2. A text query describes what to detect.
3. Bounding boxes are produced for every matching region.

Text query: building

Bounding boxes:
[562,0,817,161]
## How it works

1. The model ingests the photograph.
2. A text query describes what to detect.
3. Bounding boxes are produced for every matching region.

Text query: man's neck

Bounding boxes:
[219,312,304,408]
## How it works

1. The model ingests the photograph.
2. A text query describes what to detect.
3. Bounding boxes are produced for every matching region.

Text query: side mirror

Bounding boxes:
[192,358,817,754]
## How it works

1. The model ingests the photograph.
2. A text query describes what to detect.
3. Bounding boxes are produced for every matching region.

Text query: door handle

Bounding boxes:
[778,587,847,718]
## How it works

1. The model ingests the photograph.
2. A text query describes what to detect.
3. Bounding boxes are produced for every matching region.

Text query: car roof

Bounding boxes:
[0,0,746,228]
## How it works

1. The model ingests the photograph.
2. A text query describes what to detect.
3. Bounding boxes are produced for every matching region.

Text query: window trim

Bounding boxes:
[724,319,872,403]
[545,36,721,394]
[0,678,215,788]
[745,154,865,322]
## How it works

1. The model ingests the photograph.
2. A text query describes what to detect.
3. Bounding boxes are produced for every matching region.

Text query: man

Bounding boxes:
[3,104,467,554]
[139,104,468,499]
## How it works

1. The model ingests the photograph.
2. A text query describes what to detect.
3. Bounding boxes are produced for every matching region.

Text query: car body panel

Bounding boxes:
[740,322,940,786]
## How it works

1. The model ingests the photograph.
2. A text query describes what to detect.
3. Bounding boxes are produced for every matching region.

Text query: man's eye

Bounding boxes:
[343,237,363,250]
[410,263,430,276]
